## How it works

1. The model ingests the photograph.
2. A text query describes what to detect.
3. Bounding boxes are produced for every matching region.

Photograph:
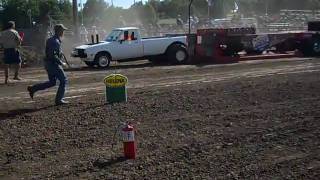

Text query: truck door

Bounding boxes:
[114,30,143,60]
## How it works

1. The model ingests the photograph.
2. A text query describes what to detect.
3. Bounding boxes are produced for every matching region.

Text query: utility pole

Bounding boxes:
[26,0,32,27]
[73,0,79,40]
[27,9,32,27]
[189,0,194,34]
[80,0,84,25]
[265,1,268,16]
[207,0,213,20]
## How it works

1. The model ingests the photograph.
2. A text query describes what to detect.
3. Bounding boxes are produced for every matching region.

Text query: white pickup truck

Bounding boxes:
[71,27,188,68]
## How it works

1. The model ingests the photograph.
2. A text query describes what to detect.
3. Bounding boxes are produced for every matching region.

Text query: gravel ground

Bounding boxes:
[0,68,319,179]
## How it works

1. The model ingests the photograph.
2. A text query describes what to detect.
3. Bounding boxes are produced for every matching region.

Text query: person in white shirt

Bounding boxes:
[0,21,22,84]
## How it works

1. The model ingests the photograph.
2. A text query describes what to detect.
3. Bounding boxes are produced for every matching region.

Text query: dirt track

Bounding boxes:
[0,58,319,179]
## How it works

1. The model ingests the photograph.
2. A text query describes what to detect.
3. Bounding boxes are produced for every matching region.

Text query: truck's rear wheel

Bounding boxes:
[94,52,111,68]
[167,44,188,64]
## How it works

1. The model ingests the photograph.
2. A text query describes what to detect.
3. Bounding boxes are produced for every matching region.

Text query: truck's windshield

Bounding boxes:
[105,30,122,42]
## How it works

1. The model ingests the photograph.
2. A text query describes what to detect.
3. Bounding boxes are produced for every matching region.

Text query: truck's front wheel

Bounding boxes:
[168,44,188,64]
[94,53,111,68]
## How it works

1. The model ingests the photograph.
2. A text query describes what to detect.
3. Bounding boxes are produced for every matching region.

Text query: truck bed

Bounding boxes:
[142,34,186,40]
[142,35,187,56]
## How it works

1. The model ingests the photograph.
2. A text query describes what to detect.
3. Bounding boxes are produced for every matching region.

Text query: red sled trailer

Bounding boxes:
[187,21,320,63]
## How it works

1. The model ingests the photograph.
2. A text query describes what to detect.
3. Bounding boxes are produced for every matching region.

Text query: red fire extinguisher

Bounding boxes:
[122,123,136,159]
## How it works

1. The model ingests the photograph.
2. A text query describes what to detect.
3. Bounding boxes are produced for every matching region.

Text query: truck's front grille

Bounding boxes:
[77,49,87,58]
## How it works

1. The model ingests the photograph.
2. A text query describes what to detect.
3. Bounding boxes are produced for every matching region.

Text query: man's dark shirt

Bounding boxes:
[45,35,63,65]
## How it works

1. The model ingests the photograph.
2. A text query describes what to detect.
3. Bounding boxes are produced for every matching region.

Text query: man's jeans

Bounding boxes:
[31,63,67,103]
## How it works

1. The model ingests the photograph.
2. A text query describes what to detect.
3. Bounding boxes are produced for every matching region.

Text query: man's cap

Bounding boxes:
[54,24,68,32]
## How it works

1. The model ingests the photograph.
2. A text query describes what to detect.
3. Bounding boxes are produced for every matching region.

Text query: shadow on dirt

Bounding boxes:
[64,62,172,72]
[0,106,55,119]
[64,59,239,72]
[193,60,238,68]
[92,157,128,169]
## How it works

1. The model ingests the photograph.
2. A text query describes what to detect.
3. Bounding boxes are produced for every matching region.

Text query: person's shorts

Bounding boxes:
[3,48,22,64]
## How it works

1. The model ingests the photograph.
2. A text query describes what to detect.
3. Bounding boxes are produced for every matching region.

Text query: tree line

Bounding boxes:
[1,0,320,29]
[0,0,72,28]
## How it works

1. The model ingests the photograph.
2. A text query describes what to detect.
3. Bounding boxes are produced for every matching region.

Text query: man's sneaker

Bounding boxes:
[27,86,34,99]
[13,77,22,81]
[55,100,69,106]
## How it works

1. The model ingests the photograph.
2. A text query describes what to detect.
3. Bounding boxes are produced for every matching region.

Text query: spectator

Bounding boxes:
[176,15,184,29]
[0,21,23,84]
[80,24,88,43]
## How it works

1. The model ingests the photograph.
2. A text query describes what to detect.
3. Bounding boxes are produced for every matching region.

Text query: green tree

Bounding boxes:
[139,3,158,25]
[83,0,109,26]
[1,0,31,27]
[0,0,72,28]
